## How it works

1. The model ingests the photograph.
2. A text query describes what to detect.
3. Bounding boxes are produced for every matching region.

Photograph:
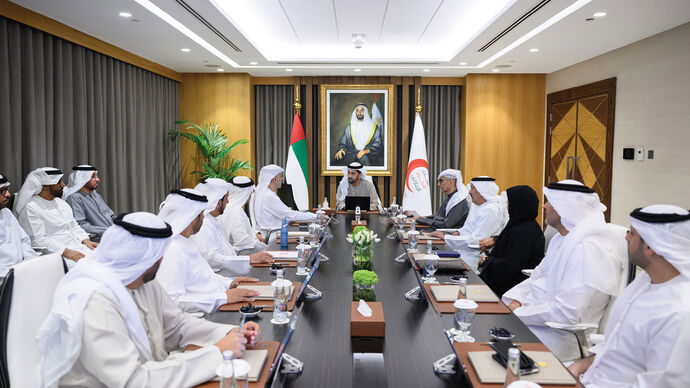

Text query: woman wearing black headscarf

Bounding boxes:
[479,185,544,297]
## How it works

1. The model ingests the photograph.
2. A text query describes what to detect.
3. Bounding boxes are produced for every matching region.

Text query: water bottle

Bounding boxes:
[391,196,397,206]
[503,347,520,387]
[459,277,467,297]
[411,219,416,231]
[323,197,329,209]
[427,239,433,255]
[297,237,308,275]
[219,350,237,388]
[273,269,288,323]
[280,217,288,250]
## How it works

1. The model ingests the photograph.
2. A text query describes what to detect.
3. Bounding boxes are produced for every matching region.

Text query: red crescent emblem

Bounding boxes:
[406,159,429,191]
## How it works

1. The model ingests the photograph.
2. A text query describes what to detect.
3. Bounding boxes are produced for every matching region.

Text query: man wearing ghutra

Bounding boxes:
[501,180,626,361]
[414,169,470,230]
[570,205,690,387]
[217,176,268,254]
[335,161,380,211]
[333,103,383,166]
[0,173,37,272]
[64,165,115,241]
[191,178,273,275]
[156,189,260,313]
[15,167,97,265]
[36,212,260,387]
[253,165,316,230]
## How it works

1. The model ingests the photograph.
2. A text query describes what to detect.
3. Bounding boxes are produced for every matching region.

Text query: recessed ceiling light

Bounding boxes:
[492,69,500,72]
[119,12,132,17]
[529,48,539,52]
[459,62,468,66]
[181,48,191,52]
[249,61,258,65]
[423,69,430,72]
[217,68,224,72]
[285,68,293,72]
[354,68,362,72]
[593,11,607,17]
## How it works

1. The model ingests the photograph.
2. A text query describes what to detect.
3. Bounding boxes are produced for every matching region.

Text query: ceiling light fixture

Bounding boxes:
[285,68,293,72]
[459,62,468,66]
[529,48,539,52]
[593,12,607,17]
[478,0,592,68]
[492,69,500,72]
[133,0,239,67]
[249,61,258,65]
[119,12,132,18]
[423,69,430,72]
[181,48,191,52]
[217,68,224,72]
[354,68,362,72]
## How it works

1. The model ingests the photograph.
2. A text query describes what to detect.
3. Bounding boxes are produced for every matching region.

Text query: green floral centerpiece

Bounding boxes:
[347,226,380,270]
[353,270,378,302]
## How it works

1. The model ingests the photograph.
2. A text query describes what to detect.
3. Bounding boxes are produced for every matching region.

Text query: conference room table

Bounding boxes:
[204,212,543,388]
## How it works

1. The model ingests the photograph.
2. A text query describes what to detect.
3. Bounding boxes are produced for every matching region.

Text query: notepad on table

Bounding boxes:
[236,285,274,300]
[239,349,269,382]
[430,285,499,303]
[266,251,299,260]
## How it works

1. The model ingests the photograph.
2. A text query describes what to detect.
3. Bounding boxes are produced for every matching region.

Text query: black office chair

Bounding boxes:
[277,183,298,210]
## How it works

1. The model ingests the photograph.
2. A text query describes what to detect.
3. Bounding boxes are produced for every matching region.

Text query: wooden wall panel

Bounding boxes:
[462,73,546,224]
[179,73,253,188]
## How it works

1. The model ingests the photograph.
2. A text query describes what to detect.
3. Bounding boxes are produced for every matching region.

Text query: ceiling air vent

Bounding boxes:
[175,0,242,52]
[478,0,551,52]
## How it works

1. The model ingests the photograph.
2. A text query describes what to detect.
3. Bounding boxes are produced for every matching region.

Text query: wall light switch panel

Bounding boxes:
[648,150,654,159]
[636,148,645,161]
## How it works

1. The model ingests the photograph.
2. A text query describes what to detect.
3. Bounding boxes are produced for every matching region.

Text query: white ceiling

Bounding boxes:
[11,0,690,77]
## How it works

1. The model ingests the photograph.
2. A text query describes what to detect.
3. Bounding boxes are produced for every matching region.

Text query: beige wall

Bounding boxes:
[178,73,253,188]
[547,22,690,225]
[462,73,547,224]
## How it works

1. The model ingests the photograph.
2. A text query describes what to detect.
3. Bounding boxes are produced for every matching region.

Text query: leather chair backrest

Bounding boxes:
[543,224,559,254]
[277,183,297,210]
[3,254,66,387]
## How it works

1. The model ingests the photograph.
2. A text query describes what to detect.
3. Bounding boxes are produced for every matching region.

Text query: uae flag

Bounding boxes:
[285,112,309,210]
[402,112,432,215]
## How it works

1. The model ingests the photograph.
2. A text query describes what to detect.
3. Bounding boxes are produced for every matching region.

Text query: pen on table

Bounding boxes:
[239,314,247,332]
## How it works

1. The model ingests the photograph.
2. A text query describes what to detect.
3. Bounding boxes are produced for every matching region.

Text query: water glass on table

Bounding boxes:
[422,252,439,283]
[452,299,478,342]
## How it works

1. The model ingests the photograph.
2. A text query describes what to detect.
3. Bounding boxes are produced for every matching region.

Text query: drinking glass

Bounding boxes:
[408,230,419,252]
[423,252,439,283]
[452,299,478,342]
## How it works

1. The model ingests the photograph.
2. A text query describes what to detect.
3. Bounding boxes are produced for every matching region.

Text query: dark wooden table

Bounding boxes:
[204,213,540,388]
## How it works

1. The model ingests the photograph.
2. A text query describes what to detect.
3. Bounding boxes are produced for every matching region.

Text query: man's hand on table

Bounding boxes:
[427,230,445,240]
[215,323,260,357]
[479,237,495,251]
[250,252,274,265]
[230,276,259,288]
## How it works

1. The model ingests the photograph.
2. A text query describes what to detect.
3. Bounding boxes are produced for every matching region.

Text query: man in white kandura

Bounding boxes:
[0,173,37,273]
[569,205,690,387]
[253,164,315,230]
[217,176,268,254]
[414,169,470,230]
[36,212,260,387]
[156,189,260,313]
[501,180,625,361]
[63,164,115,241]
[335,161,380,211]
[191,178,273,275]
[15,167,97,266]
[430,176,506,248]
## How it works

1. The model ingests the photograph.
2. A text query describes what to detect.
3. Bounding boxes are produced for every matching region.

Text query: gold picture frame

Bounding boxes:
[320,84,395,176]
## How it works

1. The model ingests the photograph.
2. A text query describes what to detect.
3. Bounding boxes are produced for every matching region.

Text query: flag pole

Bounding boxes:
[294,85,302,115]
[415,87,422,113]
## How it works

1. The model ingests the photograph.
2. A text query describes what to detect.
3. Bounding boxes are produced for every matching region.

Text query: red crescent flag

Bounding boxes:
[403,113,432,215]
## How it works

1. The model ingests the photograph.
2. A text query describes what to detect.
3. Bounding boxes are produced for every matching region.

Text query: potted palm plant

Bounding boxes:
[170,120,251,180]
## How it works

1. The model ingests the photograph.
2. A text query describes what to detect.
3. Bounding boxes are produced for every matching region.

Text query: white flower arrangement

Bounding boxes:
[346,227,380,247]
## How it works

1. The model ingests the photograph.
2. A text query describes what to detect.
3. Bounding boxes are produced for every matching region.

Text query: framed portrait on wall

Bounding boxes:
[320,84,395,176]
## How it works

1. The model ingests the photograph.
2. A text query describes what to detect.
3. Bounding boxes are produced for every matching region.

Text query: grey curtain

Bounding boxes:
[420,85,462,209]
[254,85,293,168]
[0,16,180,213]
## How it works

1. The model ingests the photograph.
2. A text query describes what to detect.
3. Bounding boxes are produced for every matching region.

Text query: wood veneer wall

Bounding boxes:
[461,73,546,224]
[178,73,253,188]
